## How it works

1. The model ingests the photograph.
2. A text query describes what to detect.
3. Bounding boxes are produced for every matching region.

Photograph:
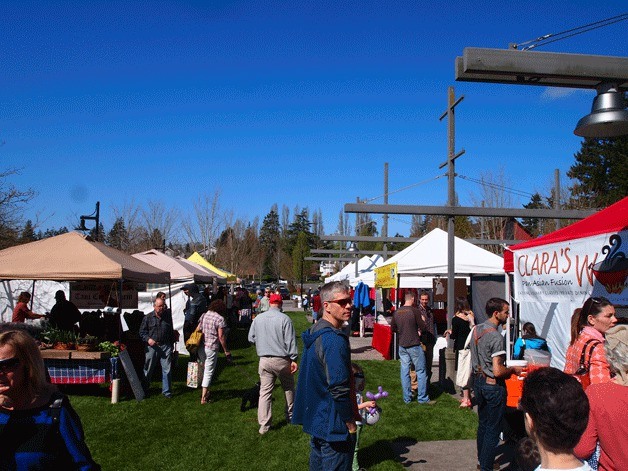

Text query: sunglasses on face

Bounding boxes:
[328,297,353,307]
[0,357,20,372]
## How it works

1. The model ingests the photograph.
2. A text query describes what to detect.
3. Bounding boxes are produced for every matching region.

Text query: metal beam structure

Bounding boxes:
[321,235,530,246]
[312,249,399,255]
[344,203,597,219]
[455,48,628,90]
[321,235,417,243]
[305,257,357,262]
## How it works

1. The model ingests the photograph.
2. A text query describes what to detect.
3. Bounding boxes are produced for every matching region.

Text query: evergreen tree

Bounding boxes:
[259,208,280,280]
[19,220,37,243]
[292,232,311,290]
[286,208,315,254]
[521,193,549,237]
[567,136,628,208]
[89,222,105,243]
[107,217,129,251]
[42,226,69,239]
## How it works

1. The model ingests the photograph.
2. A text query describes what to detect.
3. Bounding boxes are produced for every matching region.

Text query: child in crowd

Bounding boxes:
[352,363,376,471]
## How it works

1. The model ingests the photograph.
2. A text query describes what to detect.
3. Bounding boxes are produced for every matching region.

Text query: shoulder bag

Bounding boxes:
[572,339,600,390]
[455,327,475,388]
[185,314,205,354]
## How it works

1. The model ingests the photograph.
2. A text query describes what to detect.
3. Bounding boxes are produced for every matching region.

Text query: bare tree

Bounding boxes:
[0,168,36,249]
[469,168,513,254]
[181,190,223,256]
[142,201,180,248]
[214,214,247,275]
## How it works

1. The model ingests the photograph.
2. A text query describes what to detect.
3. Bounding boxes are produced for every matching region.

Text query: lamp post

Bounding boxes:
[300,249,304,306]
[78,201,100,241]
[347,241,358,279]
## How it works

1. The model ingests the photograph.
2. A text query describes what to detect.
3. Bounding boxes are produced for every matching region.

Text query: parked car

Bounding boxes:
[278,287,290,300]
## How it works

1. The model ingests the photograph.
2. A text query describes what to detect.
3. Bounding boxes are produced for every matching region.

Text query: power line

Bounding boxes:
[363,174,446,203]
[513,13,628,50]
[456,174,536,199]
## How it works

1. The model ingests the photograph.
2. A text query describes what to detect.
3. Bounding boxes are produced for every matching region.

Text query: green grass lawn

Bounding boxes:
[67,311,477,470]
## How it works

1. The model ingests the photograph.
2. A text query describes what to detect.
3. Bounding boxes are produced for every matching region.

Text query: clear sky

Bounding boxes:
[2,1,627,240]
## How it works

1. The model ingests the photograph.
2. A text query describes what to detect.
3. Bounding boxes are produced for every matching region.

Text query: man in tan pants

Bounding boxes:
[248,293,298,434]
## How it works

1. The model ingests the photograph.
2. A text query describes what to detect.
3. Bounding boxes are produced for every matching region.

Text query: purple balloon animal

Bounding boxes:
[365,386,388,415]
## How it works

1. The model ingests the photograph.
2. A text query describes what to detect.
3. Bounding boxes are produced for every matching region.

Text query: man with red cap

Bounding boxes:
[248,293,298,434]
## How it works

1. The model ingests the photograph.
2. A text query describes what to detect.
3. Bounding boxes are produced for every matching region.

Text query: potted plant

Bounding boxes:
[76,335,99,352]
[97,340,125,357]
[44,328,77,350]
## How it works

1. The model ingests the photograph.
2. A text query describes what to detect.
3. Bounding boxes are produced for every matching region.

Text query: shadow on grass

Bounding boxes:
[360,437,427,469]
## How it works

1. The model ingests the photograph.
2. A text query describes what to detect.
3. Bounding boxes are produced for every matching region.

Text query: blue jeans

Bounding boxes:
[143,344,172,397]
[309,435,356,471]
[399,345,429,403]
[474,374,506,471]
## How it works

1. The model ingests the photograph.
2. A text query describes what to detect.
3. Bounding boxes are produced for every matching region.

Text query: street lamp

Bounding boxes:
[347,241,359,279]
[78,202,100,241]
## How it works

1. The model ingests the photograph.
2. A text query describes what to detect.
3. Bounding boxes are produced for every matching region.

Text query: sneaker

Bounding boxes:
[418,400,436,405]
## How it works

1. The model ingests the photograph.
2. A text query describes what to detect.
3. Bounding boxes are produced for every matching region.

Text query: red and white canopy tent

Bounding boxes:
[504,197,628,368]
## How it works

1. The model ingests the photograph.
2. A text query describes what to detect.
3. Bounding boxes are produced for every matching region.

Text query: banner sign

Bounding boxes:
[513,230,628,306]
[375,262,397,288]
[70,281,140,309]
[432,277,467,303]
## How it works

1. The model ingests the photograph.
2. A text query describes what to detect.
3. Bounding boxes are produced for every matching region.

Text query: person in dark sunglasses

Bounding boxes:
[293,281,358,471]
[0,329,100,469]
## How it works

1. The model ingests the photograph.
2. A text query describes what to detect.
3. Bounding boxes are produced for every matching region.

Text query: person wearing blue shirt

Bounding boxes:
[513,322,551,360]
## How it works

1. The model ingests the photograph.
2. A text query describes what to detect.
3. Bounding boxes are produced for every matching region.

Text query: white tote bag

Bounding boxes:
[455,327,475,388]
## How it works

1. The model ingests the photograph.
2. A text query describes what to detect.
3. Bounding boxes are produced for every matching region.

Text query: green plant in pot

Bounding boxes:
[44,328,77,350]
[76,334,99,351]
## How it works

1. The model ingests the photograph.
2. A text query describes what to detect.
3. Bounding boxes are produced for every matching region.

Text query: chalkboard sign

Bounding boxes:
[118,349,145,401]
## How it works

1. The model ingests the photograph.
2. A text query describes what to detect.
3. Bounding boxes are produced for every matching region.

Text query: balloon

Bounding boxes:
[364,386,389,416]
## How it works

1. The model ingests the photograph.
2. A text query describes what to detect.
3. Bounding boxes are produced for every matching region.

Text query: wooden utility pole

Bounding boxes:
[438,87,465,329]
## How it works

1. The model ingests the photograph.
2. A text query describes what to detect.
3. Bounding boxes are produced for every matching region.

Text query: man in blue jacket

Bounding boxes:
[293,281,358,471]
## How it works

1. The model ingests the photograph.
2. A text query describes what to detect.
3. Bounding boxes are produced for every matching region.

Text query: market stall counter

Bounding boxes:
[372,322,393,360]
[40,349,117,386]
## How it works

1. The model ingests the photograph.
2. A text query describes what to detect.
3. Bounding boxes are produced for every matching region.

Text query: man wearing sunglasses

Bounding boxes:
[293,281,358,471]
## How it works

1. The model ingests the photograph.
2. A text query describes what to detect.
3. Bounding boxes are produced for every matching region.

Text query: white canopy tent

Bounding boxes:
[381,228,505,285]
[347,254,383,287]
[325,255,383,286]
[377,229,506,320]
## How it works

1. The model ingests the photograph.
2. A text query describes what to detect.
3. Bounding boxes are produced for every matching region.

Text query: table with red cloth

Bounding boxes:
[372,323,393,360]
[40,349,114,384]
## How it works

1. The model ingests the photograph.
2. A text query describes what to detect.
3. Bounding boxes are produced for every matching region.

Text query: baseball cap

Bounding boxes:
[269,293,283,304]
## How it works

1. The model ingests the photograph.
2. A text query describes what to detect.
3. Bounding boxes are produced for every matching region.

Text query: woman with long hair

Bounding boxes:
[11,291,45,323]
[446,297,475,408]
[564,297,617,386]
[574,324,628,470]
[0,329,99,469]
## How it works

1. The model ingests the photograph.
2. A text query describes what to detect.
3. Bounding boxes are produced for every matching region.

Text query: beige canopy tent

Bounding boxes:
[132,249,223,283]
[0,231,170,283]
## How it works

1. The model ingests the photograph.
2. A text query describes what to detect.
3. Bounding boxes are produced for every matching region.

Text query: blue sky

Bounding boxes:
[2,1,627,240]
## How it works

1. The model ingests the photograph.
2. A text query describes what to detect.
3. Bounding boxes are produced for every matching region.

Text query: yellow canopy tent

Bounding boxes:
[187,252,238,283]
